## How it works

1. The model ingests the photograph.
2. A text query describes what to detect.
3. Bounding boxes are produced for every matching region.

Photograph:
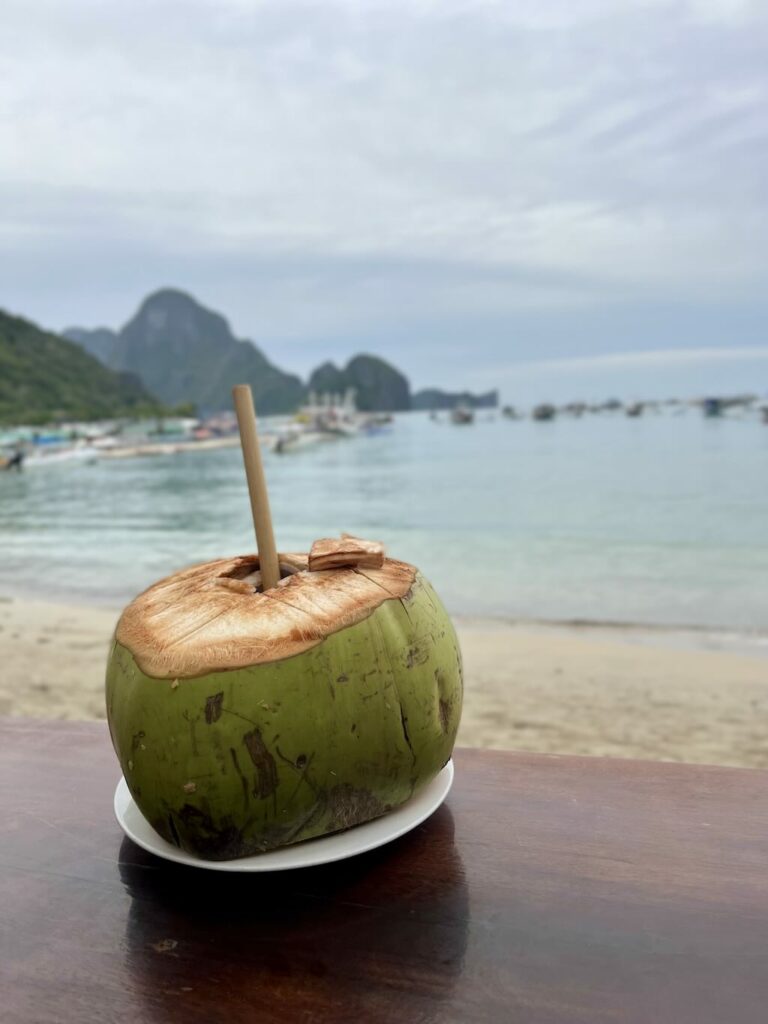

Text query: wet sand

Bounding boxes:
[1,596,767,768]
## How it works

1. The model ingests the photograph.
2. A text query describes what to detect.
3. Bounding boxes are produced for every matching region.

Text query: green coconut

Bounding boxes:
[106,551,462,860]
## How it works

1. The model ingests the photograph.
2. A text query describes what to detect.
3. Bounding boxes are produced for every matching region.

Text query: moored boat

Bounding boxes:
[450,406,474,425]
[532,403,556,421]
[24,443,99,468]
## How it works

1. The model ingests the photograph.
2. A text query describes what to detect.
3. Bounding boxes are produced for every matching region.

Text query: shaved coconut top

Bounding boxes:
[116,553,417,679]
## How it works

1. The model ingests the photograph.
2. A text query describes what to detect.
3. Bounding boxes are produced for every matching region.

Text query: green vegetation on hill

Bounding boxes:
[0,310,164,425]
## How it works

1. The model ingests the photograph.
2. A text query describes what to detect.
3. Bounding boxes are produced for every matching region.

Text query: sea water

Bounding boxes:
[0,411,766,632]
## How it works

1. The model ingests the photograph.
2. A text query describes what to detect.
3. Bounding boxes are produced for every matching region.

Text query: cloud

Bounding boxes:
[0,0,767,391]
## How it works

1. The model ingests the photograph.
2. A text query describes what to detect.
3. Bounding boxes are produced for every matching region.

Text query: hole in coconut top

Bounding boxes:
[218,558,300,594]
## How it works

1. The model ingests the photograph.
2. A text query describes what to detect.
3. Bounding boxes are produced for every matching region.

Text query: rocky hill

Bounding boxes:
[66,290,305,415]
[64,289,491,416]
[411,388,498,411]
[308,355,411,412]
[0,310,159,425]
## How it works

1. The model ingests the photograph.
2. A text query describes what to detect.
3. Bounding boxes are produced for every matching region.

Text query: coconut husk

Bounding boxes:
[308,536,385,571]
[116,553,416,679]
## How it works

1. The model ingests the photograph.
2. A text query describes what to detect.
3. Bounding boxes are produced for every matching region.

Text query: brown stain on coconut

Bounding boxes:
[229,747,250,810]
[242,729,279,799]
[327,784,385,831]
[405,638,431,668]
[438,698,452,733]
[435,668,453,733]
[174,804,252,860]
[204,692,224,724]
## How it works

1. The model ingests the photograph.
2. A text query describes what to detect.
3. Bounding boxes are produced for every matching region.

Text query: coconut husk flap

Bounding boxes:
[308,536,385,571]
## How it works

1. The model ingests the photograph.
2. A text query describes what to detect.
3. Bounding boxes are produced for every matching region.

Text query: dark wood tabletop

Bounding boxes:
[2,718,768,1024]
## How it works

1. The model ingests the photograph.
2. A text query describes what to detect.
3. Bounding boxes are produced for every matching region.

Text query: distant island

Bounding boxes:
[60,288,496,419]
[308,356,410,412]
[1,293,763,430]
[412,388,498,411]
[0,288,497,425]
[64,290,304,415]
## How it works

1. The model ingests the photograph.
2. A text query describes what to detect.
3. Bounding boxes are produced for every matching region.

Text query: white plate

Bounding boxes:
[114,760,453,872]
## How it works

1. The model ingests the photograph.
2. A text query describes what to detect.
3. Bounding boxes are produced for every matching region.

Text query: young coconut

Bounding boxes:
[105,386,462,860]
[106,550,461,859]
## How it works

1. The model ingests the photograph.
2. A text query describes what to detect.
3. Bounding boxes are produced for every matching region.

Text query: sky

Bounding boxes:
[2,0,767,400]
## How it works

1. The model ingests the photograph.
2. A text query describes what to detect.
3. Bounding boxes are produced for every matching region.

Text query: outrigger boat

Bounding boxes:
[295,389,371,437]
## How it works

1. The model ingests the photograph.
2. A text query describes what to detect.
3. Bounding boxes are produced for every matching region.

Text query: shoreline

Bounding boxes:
[454,615,768,658]
[1,593,768,768]
[3,587,766,658]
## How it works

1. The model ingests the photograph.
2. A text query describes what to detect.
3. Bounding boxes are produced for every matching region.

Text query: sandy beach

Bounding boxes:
[1,595,766,769]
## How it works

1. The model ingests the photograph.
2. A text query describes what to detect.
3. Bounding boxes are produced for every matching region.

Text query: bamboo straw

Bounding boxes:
[232,384,280,590]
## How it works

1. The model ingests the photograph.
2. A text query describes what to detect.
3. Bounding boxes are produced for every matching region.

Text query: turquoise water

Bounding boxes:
[1,411,767,631]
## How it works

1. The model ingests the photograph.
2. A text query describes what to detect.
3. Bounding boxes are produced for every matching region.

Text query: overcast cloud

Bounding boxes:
[2,0,767,397]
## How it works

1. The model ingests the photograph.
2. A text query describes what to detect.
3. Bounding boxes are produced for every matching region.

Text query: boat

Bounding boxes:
[24,443,99,468]
[295,389,368,437]
[561,402,587,417]
[450,406,474,425]
[273,429,328,454]
[0,449,24,471]
[319,417,360,438]
[531,404,556,421]
[97,436,243,459]
[361,413,394,435]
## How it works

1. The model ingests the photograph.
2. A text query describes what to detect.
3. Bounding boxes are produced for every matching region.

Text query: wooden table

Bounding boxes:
[2,719,768,1024]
